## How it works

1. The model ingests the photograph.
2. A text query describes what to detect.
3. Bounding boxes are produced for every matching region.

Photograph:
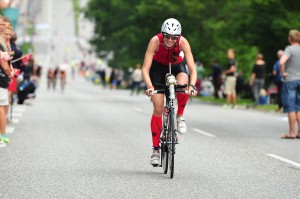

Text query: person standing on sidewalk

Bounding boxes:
[223,48,237,108]
[272,50,284,112]
[195,61,204,93]
[280,29,300,139]
[0,16,14,145]
[130,63,143,95]
[211,59,222,99]
[250,53,266,106]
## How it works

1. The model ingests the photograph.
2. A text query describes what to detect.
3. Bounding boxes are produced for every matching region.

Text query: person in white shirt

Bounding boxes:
[130,63,143,95]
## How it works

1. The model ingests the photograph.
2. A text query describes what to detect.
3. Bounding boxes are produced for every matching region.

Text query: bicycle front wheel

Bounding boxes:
[161,134,168,174]
[167,107,175,178]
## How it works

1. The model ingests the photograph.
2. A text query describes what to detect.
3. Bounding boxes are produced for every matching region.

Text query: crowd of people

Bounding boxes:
[0,15,39,146]
[194,48,287,110]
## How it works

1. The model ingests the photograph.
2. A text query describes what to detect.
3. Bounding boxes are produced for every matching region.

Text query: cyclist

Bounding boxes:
[141,18,197,166]
[59,63,68,91]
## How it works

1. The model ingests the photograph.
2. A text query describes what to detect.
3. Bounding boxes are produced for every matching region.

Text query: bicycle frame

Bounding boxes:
[151,62,187,178]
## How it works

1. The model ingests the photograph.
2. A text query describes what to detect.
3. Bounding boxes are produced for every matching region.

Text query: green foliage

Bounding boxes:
[84,0,300,80]
[21,42,33,54]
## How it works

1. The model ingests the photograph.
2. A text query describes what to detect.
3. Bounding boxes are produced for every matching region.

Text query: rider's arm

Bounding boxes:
[142,36,158,89]
[279,54,289,78]
[180,37,196,87]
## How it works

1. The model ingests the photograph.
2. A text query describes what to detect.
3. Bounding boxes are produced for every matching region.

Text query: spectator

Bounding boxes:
[279,29,300,139]
[116,67,124,89]
[210,59,222,98]
[0,15,13,145]
[272,50,284,112]
[22,57,35,81]
[95,59,106,88]
[109,68,118,89]
[250,53,266,106]
[236,70,246,98]
[195,61,205,93]
[130,63,143,95]
[223,48,237,108]
[10,31,22,70]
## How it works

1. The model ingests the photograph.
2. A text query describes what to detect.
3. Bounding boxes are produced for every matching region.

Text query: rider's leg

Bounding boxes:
[176,72,189,116]
[151,94,164,153]
[176,72,189,135]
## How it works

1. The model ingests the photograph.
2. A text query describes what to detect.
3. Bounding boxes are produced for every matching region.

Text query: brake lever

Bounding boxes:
[190,90,195,102]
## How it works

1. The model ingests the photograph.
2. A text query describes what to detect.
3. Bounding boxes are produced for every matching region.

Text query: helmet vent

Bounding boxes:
[161,18,181,36]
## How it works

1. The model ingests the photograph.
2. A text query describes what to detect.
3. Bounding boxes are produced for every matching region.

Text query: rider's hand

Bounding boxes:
[145,86,154,97]
[188,85,197,96]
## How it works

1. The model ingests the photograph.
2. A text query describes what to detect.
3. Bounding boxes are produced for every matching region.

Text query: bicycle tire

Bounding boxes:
[168,107,175,178]
[161,125,168,174]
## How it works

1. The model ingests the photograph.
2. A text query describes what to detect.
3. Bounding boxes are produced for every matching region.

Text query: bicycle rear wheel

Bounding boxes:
[168,107,175,178]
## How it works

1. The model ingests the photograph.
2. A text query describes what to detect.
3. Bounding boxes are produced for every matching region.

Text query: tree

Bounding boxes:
[84,0,300,83]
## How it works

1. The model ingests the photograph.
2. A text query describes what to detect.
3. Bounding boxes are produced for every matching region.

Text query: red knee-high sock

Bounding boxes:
[177,92,189,115]
[151,115,162,148]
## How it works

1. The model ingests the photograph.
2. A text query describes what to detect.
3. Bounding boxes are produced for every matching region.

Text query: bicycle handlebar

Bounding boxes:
[149,89,188,96]
[153,83,187,89]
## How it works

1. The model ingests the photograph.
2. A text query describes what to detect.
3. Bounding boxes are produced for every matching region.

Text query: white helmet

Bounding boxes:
[161,18,181,36]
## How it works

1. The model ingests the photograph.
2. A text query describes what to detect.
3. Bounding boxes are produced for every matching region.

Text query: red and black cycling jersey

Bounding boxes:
[153,33,183,65]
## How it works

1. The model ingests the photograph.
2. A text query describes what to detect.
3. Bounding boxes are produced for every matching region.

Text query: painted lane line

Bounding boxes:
[12,118,20,124]
[279,116,288,122]
[13,107,26,112]
[134,107,143,113]
[192,128,215,137]
[6,127,15,134]
[12,113,23,117]
[266,154,300,168]
[0,143,6,148]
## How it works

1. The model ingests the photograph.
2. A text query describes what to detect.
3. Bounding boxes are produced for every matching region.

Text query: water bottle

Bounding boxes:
[163,106,168,126]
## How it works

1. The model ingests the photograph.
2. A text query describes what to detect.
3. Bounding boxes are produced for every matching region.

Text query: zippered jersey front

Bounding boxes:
[153,33,183,65]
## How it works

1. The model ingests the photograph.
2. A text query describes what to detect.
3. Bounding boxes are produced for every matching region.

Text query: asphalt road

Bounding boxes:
[0,75,299,199]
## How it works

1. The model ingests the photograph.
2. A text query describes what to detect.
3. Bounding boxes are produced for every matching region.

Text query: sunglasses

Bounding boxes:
[163,34,178,41]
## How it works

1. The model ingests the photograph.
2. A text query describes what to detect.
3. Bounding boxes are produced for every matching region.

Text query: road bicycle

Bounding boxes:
[150,63,190,178]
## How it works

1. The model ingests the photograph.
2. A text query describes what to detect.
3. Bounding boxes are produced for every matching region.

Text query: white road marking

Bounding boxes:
[134,107,143,113]
[12,118,20,124]
[279,116,288,122]
[13,107,26,112]
[192,128,215,137]
[266,154,300,168]
[12,113,23,117]
[6,127,15,134]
